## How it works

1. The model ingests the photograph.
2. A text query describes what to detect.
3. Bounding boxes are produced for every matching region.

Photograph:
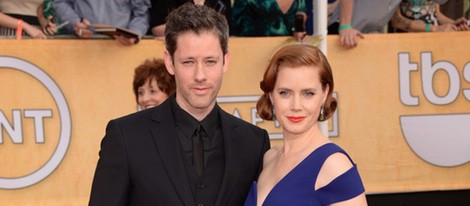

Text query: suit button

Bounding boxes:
[198,184,205,189]
[197,204,204,206]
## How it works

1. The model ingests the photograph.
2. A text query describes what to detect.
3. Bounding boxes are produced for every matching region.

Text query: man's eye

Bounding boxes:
[206,60,217,65]
[182,61,194,65]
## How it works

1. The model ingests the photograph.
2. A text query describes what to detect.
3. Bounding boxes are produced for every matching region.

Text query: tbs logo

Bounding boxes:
[398,52,470,167]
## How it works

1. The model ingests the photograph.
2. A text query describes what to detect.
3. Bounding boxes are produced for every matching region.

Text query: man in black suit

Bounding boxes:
[89,3,270,206]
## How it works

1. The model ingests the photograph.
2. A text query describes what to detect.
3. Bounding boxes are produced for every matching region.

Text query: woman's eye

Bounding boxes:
[279,90,290,96]
[304,91,314,97]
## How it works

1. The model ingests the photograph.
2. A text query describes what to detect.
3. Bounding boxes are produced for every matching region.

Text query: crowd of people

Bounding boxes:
[1,0,468,47]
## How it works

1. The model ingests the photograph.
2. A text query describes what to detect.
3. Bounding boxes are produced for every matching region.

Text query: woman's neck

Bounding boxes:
[281,125,329,155]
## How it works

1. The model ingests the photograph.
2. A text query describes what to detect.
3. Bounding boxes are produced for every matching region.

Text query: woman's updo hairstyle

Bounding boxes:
[256,44,337,121]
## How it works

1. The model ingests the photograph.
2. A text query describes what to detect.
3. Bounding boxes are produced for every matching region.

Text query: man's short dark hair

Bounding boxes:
[164,2,229,57]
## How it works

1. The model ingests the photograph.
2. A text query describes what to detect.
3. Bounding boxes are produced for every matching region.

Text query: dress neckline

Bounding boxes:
[259,142,334,205]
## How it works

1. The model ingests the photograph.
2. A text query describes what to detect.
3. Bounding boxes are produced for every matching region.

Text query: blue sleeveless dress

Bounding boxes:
[244,143,365,206]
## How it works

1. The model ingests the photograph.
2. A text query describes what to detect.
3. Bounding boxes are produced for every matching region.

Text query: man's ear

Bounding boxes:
[223,51,230,74]
[164,50,175,75]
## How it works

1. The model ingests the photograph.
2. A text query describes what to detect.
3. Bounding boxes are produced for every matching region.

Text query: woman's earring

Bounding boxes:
[319,106,325,121]
[272,108,276,121]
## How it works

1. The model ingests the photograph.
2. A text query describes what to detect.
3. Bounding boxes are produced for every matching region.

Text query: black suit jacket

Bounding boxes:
[89,99,270,205]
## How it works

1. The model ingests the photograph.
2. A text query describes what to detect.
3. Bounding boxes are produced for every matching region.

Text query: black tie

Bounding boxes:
[193,124,204,176]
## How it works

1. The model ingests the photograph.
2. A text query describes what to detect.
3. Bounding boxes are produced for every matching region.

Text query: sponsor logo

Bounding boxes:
[0,57,71,189]
[398,52,470,167]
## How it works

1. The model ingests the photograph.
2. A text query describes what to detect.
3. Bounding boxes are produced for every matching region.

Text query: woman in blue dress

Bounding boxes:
[246,44,367,206]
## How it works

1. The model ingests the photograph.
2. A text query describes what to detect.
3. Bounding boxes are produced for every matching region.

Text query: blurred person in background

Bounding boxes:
[148,0,230,37]
[0,0,56,38]
[466,0,470,19]
[37,0,64,35]
[0,12,46,38]
[327,0,401,48]
[133,58,176,111]
[54,0,150,45]
[391,0,468,32]
[230,0,306,37]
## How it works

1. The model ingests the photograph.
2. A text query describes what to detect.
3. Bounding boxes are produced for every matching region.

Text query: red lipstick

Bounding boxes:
[287,116,305,123]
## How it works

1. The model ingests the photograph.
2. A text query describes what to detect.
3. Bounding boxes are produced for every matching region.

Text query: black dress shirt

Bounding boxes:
[170,96,225,206]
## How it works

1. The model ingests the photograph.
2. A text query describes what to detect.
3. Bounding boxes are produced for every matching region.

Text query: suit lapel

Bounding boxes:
[150,102,194,206]
[215,110,243,206]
